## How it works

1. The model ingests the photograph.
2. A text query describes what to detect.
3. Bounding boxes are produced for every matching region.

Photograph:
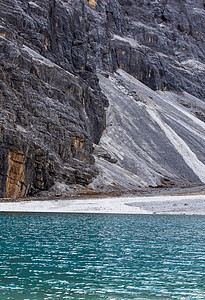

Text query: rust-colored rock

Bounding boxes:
[6,150,26,198]
[87,0,97,9]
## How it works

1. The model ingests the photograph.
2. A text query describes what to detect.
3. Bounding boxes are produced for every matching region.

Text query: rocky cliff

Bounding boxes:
[0,0,205,198]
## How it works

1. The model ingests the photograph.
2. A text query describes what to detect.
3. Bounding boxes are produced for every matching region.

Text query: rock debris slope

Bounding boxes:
[0,0,204,197]
[92,70,205,192]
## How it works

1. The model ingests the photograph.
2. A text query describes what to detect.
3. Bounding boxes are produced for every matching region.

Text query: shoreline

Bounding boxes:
[0,193,205,215]
[1,184,205,203]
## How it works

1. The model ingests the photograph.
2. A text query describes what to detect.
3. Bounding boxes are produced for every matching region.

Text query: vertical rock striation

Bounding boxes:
[0,0,108,197]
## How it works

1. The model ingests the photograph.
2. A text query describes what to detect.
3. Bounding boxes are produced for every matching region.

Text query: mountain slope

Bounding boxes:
[91,70,205,192]
[0,0,204,198]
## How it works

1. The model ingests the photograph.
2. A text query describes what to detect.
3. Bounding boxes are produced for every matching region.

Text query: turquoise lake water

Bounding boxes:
[0,213,205,299]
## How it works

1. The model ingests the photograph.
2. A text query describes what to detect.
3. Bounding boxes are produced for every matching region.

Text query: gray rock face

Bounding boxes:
[0,0,204,197]
[91,70,205,192]
[0,0,108,197]
[71,0,205,99]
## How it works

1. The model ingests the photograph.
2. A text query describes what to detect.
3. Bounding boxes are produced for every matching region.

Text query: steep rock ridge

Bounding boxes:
[91,70,205,192]
[0,0,108,198]
[0,0,204,197]
[110,0,205,99]
[71,0,205,99]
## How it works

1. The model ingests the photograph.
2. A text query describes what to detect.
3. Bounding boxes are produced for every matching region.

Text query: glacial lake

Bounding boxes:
[0,213,205,299]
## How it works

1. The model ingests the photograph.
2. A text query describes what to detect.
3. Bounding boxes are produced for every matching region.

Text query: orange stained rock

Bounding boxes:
[119,63,123,69]
[0,32,6,38]
[6,150,26,198]
[44,38,50,49]
[80,140,84,149]
[73,137,79,152]
[87,0,97,9]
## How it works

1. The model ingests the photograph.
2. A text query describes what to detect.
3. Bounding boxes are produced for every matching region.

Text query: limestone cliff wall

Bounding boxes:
[0,0,108,197]
[0,0,204,197]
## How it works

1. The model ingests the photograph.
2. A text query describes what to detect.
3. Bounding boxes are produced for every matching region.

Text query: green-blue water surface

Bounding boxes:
[0,213,205,299]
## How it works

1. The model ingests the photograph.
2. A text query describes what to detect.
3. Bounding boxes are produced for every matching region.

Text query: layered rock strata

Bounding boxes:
[0,0,108,197]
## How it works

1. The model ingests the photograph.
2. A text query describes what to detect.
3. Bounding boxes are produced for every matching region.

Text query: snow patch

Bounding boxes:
[28,2,40,8]
[16,125,27,133]
[112,34,143,49]
[0,194,205,215]
[23,45,55,67]
[181,59,205,72]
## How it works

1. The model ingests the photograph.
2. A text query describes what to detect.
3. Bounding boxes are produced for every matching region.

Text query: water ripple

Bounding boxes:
[0,213,205,299]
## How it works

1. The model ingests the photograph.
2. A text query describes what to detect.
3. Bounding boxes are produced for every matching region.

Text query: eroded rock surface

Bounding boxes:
[0,0,204,197]
[91,70,205,192]
[0,0,108,197]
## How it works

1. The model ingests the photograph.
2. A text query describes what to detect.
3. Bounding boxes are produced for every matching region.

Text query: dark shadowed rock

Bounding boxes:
[0,0,108,197]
